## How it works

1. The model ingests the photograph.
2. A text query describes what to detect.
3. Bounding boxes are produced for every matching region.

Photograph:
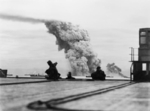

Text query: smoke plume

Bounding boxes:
[0,14,101,76]
[45,21,100,76]
[0,14,48,23]
[107,63,129,78]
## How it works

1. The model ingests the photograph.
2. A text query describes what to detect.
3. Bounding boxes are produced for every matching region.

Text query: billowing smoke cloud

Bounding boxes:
[0,14,101,76]
[107,63,129,78]
[0,14,48,23]
[45,21,101,76]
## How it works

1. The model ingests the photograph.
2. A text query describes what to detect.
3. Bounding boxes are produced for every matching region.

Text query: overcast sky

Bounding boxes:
[0,0,150,76]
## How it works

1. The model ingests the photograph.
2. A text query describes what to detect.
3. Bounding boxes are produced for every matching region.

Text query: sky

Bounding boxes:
[0,0,150,77]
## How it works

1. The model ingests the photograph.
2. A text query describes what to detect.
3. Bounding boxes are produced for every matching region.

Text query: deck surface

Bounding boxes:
[0,78,150,111]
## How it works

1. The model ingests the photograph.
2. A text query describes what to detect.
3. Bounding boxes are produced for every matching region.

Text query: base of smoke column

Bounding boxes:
[71,72,91,76]
[59,75,129,81]
[107,72,129,78]
[86,75,113,78]
[74,76,88,79]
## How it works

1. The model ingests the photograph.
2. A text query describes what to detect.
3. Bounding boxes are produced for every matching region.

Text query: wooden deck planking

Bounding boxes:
[0,80,128,111]
[57,83,150,111]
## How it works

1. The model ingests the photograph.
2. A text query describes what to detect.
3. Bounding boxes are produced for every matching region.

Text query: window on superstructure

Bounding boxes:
[142,63,146,71]
[140,37,146,44]
[140,31,146,36]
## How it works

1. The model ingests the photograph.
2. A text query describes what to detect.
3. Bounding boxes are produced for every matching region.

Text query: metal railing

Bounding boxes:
[130,47,138,62]
[129,47,139,81]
